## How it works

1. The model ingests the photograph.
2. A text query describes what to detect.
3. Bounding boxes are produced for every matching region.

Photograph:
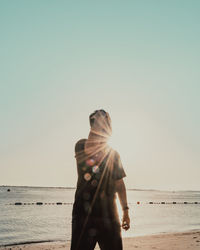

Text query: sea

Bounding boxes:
[0,186,200,246]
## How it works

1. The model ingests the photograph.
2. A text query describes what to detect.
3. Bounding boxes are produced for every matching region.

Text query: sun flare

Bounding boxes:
[107,133,121,152]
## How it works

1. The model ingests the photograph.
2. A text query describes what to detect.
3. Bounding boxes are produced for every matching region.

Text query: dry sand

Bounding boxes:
[1,230,200,250]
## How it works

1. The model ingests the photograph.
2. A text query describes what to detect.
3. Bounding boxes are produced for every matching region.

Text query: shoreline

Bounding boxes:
[1,229,200,250]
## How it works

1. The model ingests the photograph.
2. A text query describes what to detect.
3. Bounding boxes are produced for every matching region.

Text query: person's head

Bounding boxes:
[89,109,112,138]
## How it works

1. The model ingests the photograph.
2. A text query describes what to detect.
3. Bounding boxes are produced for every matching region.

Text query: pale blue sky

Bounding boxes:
[0,1,199,190]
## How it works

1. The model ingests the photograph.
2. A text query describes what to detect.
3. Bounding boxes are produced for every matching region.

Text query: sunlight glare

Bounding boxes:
[108,133,119,151]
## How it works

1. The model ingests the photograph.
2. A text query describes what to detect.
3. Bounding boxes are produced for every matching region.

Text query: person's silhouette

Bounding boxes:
[71,109,130,250]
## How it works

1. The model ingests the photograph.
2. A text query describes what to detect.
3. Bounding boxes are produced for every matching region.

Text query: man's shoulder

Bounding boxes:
[110,148,120,160]
[75,138,87,145]
[75,138,87,153]
[113,149,120,156]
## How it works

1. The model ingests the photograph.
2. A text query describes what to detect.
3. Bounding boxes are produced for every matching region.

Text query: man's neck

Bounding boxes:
[84,131,108,156]
[88,131,107,144]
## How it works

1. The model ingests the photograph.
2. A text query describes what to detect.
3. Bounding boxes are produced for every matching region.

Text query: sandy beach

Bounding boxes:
[1,230,200,250]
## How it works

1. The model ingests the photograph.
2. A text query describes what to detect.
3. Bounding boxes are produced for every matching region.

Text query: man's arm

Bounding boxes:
[115,178,130,230]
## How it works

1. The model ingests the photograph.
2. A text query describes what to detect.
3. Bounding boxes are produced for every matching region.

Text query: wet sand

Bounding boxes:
[1,230,200,250]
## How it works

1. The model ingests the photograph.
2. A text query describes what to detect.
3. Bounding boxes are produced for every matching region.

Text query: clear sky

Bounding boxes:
[0,1,199,191]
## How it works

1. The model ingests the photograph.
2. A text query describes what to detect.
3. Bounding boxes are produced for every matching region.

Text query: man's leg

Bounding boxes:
[97,220,123,250]
[71,217,97,250]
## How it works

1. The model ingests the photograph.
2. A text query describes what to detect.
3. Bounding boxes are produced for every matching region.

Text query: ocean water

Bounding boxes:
[0,186,200,246]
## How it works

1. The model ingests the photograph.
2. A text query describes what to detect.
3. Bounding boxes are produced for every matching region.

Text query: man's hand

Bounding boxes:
[122,210,130,231]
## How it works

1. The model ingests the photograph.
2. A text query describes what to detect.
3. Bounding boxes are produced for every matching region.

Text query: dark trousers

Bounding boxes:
[70,216,123,250]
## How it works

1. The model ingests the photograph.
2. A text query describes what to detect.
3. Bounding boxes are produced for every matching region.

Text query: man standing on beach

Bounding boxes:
[71,109,130,250]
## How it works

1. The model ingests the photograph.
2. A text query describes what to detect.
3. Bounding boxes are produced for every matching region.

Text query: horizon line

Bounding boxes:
[0,185,199,192]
